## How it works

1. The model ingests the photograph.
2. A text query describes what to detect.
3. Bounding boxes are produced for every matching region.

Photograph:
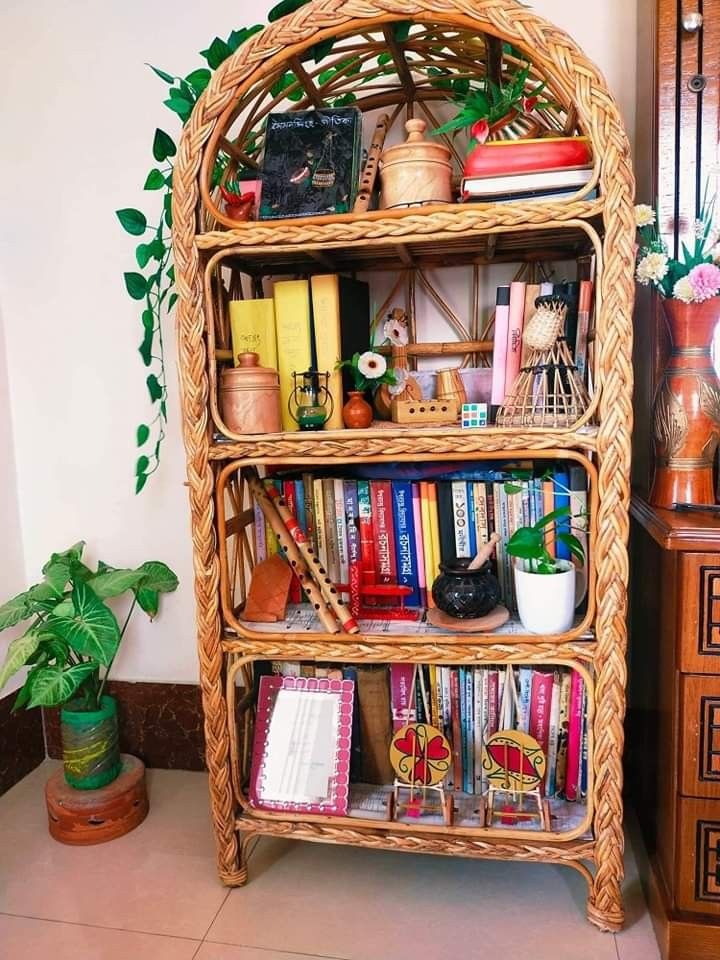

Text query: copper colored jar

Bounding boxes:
[379,119,453,209]
[219,352,281,435]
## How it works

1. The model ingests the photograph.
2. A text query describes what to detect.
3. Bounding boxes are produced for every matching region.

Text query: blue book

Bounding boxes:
[391,481,421,606]
[554,466,571,560]
[464,667,474,793]
[294,479,307,535]
[466,482,477,557]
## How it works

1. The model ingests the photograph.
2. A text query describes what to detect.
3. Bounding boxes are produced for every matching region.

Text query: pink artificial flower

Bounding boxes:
[470,119,490,144]
[522,96,538,113]
[688,263,720,302]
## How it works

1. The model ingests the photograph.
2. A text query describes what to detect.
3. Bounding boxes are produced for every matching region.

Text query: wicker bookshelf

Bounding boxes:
[171,0,635,933]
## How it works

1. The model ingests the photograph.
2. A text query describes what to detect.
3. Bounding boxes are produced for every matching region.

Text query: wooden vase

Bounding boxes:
[650,296,720,508]
[342,391,373,429]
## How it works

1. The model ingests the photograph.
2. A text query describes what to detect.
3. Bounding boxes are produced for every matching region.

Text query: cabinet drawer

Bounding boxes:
[680,675,720,798]
[679,555,720,673]
[677,797,720,914]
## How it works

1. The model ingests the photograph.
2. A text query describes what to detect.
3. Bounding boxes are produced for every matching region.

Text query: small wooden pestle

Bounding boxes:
[467,532,501,571]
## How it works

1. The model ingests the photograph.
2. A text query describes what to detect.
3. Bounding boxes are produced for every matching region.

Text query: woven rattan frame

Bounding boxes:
[171,0,635,933]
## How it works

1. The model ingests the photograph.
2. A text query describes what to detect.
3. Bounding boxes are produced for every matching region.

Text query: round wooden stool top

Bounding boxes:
[45,753,148,845]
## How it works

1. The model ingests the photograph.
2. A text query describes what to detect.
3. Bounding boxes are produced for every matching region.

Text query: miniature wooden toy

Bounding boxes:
[391,398,459,425]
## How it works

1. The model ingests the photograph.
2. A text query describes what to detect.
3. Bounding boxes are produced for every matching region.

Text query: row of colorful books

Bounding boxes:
[229,274,369,433]
[266,661,589,802]
[256,464,588,613]
[491,278,594,410]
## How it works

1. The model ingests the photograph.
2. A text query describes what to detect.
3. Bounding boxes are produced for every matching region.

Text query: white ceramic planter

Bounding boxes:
[514,561,576,635]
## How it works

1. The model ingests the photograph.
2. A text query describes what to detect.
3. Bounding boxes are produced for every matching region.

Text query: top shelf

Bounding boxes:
[196,198,603,272]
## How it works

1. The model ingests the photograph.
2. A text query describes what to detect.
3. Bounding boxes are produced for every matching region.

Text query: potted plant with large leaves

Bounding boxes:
[0,542,178,790]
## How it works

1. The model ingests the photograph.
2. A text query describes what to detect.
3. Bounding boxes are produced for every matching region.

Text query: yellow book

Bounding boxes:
[427,483,442,594]
[228,299,277,370]
[312,478,327,570]
[419,482,436,609]
[273,280,312,432]
[310,275,344,431]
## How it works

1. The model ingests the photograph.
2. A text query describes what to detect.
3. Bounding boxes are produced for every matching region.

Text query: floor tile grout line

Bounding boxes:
[196,884,232,952]
[201,937,348,960]
[612,932,622,960]
[0,910,204,944]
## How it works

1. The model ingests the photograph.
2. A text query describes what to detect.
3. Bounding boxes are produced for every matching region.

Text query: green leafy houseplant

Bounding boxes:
[0,542,179,711]
[506,506,585,575]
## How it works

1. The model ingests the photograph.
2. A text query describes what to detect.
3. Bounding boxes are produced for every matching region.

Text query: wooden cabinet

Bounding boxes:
[629,499,720,959]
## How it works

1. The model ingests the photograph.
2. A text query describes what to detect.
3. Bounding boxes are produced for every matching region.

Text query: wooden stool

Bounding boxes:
[46,754,148,845]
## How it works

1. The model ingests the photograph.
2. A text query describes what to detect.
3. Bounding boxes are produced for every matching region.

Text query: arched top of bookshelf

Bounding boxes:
[170,0,632,236]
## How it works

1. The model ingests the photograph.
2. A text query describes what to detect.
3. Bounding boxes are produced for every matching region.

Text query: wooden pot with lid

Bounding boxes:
[219,352,281,435]
[379,118,453,209]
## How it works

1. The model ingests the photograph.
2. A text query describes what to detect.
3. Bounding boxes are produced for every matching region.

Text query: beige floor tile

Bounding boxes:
[0,914,199,959]
[0,765,228,938]
[195,945,339,960]
[207,839,618,960]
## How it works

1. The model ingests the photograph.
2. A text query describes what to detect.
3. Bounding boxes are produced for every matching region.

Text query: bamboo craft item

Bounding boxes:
[353,113,391,213]
[171,0,636,934]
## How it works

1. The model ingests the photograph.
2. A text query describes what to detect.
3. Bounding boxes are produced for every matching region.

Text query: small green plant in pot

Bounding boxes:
[0,542,178,789]
[506,506,585,635]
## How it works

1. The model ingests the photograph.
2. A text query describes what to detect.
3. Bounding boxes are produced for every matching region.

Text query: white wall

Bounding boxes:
[0,0,637,684]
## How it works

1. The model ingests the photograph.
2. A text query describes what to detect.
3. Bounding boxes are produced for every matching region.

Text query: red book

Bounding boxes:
[283,480,302,604]
[529,670,555,794]
[565,670,585,802]
[370,481,397,585]
[450,668,463,791]
[357,480,375,591]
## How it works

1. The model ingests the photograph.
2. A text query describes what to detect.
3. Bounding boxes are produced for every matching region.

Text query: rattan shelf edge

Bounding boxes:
[196,198,604,251]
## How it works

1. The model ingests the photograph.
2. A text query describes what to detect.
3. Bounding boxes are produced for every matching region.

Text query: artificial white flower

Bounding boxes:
[636,251,669,285]
[388,367,409,397]
[635,204,656,228]
[673,276,695,304]
[383,316,409,347]
[357,351,387,379]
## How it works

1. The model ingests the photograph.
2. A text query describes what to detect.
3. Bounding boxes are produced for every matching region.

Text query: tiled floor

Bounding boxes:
[0,761,660,960]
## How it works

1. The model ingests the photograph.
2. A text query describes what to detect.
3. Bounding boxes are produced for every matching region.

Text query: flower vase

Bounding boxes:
[342,391,373,429]
[650,296,720,508]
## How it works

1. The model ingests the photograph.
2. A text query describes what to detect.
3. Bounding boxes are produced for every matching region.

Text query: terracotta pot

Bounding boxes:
[342,391,373,429]
[650,296,720,508]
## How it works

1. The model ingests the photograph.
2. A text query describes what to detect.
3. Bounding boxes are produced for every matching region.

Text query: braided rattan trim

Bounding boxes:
[235,815,596,863]
[172,0,635,922]
[209,429,599,461]
[221,638,596,664]
[196,201,603,250]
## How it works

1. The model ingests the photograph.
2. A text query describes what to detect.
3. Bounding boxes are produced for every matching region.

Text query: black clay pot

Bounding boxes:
[431,559,501,620]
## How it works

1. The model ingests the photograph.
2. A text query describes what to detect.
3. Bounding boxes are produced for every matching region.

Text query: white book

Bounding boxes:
[334,478,350,602]
[545,671,561,796]
[473,482,489,547]
[518,667,532,733]
[462,166,593,198]
[473,668,485,795]
[451,480,471,559]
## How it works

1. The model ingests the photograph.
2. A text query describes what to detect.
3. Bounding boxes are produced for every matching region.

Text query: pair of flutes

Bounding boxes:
[244,468,359,635]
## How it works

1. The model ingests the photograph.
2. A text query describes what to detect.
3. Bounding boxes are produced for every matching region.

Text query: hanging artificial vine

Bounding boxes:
[116,0,474,492]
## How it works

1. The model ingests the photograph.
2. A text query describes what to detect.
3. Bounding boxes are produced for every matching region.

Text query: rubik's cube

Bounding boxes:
[461,402,488,429]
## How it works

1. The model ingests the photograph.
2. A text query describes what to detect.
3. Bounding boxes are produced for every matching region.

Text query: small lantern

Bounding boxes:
[288,370,334,431]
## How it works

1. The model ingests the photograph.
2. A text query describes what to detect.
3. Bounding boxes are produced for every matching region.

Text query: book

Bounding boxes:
[342,665,363,783]
[473,482,489,549]
[412,483,427,608]
[302,473,316,551]
[565,670,585,801]
[554,669,572,797]
[312,478,328,570]
[436,482,456,564]
[462,166,593,198]
[259,108,362,220]
[518,667,532,733]
[545,671,561,796]
[554,465,571,561]
[323,478,341,584]
[580,685,589,799]
[451,480,472,560]
[273,279,313,431]
[344,480,362,618]
[464,667,475,793]
[450,668,463,790]
[427,483,442,588]
[419,482,436,609]
[294,479,307,536]
[357,480,376,594]
[529,670,555,781]
[487,669,499,742]
[371,481,396,586]
[390,664,417,730]
[334,478,350,601]
[466,482,477,558]
[553,281,580,353]
[474,668,485,794]
[355,666,394,784]
[392,481,422,606]
[504,281,527,397]
[575,280,593,381]
[491,286,511,407]
[253,502,267,564]
[542,478,556,557]
[228,299,277,371]
[569,464,589,606]
[310,275,370,429]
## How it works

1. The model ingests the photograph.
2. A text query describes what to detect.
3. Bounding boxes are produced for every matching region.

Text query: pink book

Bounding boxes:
[529,669,555,759]
[390,664,417,730]
[487,669,499,738]
[412,483,427,607]
[503,281,527,397]
[490,286,511,405]
[565,670,585,801]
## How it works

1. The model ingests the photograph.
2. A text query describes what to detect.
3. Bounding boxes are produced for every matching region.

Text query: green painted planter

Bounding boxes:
[60,695,122,790]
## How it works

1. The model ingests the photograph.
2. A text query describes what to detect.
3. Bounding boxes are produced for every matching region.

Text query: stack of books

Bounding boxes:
[254,463,588,614]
